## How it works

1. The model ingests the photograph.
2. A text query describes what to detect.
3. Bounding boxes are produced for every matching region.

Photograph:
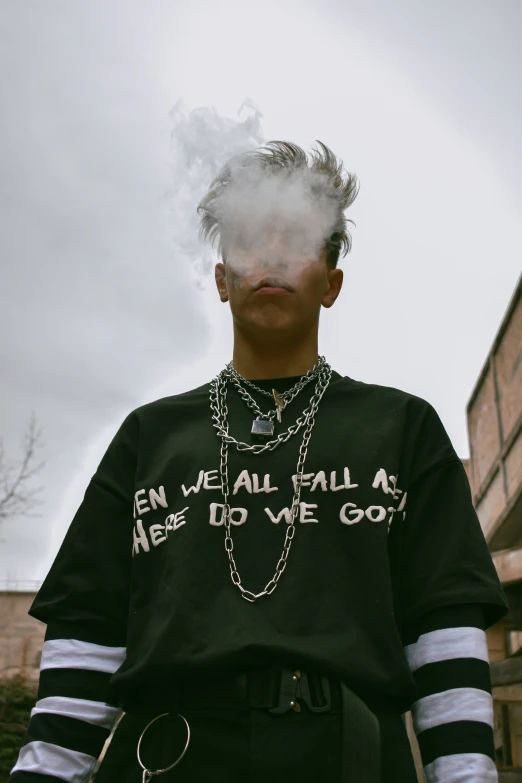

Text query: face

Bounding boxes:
[214,230,344,339]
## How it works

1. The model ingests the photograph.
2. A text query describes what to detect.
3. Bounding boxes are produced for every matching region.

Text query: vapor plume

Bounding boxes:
[164,99,265,289]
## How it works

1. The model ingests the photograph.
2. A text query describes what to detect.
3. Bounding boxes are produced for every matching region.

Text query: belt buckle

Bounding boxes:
[268,668,332,714]
[268,668,300,714]
[299,672,332,713]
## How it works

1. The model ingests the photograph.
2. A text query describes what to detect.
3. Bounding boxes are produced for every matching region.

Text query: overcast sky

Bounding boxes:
[1,0,520,582]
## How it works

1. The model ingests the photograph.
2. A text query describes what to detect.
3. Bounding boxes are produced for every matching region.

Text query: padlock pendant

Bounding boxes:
[251,417,274,439]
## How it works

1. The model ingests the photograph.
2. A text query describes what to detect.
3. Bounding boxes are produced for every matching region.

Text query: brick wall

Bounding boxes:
[0,591,45,680]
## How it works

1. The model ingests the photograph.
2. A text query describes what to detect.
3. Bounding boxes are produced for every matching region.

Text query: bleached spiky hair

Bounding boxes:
[197,140,360,269]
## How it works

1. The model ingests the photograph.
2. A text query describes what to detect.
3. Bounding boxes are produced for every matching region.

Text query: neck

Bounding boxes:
[231,327,320,380]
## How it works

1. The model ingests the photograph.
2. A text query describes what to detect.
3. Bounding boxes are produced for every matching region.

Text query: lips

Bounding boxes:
[256,287,290,295]
[253,277,294,292]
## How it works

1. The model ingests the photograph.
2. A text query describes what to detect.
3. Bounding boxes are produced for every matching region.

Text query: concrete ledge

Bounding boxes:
[493,547,522,585]
[491,658,522,687]
[499,771,522,782]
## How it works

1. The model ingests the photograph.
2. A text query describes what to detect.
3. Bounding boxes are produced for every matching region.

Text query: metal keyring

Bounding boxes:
[137,712,191,781]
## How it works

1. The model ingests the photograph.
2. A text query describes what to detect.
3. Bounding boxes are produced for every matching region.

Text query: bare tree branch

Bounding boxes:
[0,412,46,524]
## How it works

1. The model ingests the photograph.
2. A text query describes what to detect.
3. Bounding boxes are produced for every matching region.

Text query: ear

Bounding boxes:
[215,262,229,303]
[322,267,343,309]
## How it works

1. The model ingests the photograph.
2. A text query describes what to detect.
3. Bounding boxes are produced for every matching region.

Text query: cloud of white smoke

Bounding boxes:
[164,98,266,290]
[164,100,354,295]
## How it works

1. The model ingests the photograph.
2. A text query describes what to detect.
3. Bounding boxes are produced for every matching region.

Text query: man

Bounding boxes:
[10,141,508,782]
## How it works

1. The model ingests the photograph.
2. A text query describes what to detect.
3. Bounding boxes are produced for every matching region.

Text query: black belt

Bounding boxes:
[129,667,381,782]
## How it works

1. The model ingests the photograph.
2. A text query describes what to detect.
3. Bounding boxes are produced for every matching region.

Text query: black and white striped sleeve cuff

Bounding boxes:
[9,632,126,783]
[403,604,498,783]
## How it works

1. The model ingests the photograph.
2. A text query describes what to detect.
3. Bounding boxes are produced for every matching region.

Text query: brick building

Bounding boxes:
[467,273,522,778]
[0,581,45,680]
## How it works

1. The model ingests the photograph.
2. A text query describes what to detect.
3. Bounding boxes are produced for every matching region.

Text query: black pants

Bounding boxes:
[94,703,419,783]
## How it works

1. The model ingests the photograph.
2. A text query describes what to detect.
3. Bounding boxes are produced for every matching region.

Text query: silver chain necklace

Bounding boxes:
[225,356,327,435]
[208,358,332,602]
[210,356,328,455]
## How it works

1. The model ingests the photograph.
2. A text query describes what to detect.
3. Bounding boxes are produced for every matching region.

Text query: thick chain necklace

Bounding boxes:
[211,356,328,454]
[209,358,332,602]
[226,356,327,433]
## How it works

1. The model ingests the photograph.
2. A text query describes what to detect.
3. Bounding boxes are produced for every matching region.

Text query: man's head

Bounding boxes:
[197,140,359,343]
